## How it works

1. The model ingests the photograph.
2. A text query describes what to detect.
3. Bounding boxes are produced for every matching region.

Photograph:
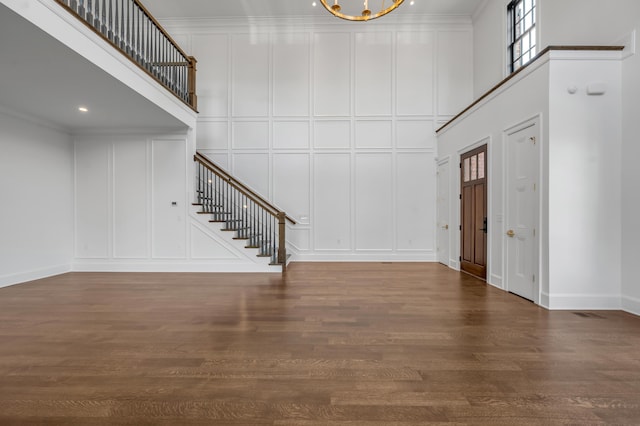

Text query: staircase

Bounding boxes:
[193,153,296,271]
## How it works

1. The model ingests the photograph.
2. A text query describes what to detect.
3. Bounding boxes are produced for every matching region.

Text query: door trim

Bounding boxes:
[460,144,488,280]
[456,137,493,282]
[503,114,542,305]
[436,156,451,267]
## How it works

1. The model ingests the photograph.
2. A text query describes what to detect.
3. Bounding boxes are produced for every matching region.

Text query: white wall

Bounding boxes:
[436,58,550,290]
[471,0,639,313]
[527,0,640,312]
[72,132,279,272]
[0,110,73,287]
[472,0,508,97]
[473,0,638,98]
[163,18,474,261]
[438,49,625,309]
[547,52,622,309]
[620,14,640,315]
[538,0,637,48]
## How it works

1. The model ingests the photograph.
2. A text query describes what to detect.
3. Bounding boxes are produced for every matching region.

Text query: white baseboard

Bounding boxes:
[0,264,72,289]
[622,295,640,316]
[540,291,550,309]
[546,293,621,310]
[72,260,281,273]
[292,252,436,262]
[488,274,503,290]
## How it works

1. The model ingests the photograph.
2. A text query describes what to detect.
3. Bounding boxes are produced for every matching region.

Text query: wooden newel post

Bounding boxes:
[277,212,286,267]
[188,56,198,110]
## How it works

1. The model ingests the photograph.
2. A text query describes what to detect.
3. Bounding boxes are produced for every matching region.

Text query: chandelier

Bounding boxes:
[319,0,405,21]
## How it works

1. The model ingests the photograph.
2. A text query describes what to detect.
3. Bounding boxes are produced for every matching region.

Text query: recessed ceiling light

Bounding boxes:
[78,106,89,113]
[410,0,415,5]
[312,1,317,6]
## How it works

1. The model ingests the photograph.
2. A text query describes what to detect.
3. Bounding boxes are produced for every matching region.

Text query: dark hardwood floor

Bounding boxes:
[0,263,639,425]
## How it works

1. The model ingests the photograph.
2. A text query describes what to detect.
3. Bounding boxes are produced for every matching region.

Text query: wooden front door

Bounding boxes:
[460,145,487,279]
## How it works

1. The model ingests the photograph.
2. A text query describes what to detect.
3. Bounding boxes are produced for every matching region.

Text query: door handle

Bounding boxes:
[443,224,449,230]
[480,217,488,233]
[506,229,515,238]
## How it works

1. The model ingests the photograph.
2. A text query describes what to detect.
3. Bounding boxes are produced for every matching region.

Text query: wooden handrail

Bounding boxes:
[53,0,198,111]
[436,45,624,134]
[194,152,297,225]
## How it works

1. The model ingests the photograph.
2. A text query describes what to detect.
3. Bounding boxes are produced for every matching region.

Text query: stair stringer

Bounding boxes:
[189,205,282,272]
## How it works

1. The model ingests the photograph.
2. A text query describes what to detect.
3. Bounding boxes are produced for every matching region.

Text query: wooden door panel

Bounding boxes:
[462,185,473,262]
[474,183,486,266]
[460,145,487,280]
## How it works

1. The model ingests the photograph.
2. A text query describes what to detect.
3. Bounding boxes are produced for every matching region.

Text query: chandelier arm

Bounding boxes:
[319,0,404,21]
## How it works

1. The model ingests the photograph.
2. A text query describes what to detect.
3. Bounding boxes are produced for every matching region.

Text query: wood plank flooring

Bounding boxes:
[0,262,639,425]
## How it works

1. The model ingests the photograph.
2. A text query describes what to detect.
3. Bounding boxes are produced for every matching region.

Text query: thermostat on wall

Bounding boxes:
[587,83,606,95]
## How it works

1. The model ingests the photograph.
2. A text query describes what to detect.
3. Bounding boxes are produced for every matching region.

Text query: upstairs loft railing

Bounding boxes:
[55,0,197,110]
[194,153,296,268]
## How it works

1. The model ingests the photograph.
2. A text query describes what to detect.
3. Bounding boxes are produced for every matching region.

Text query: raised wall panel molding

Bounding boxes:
[191,34,229,117]
[74,140,110,258]
[314,120,351,149]
[313,32,351,117]
[396,120,435,149]
[179,21,473,260]
[273,33,310,117]
[232,121,270,150]
[231,33,270,118]
[355,153,393,250]
[113,140,148,259]
[273,121,310,150]
[355,31,393,117]
[197,121,229,150]
[231,153,270,199]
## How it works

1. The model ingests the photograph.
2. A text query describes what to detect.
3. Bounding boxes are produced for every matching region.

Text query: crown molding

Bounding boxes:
[159,14,472,32]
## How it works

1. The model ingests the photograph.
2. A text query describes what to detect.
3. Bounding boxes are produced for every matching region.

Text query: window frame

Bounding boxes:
[507,0,537,74]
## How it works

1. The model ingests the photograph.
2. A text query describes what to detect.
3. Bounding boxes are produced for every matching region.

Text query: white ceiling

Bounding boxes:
[142,0,484,20]
[0,4,187,133]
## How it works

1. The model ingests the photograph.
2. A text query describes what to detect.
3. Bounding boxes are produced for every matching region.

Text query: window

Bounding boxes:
[462,153,485,183]
[508,0,536,73]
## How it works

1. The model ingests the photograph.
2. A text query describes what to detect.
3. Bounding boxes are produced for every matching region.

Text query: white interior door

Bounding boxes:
[436,160,450,266]
[506,121,539,302]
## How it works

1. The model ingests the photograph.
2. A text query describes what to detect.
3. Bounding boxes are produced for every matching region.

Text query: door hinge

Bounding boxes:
[459,163,462,169]
[459,194,462,200]
[459,225,462,231]
[533,228,536,237]
[459,256,462,261]
[533,274,536,282]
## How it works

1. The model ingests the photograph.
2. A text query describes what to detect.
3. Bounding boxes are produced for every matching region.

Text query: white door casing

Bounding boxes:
[436,159,450,266]
[505,119,539,303]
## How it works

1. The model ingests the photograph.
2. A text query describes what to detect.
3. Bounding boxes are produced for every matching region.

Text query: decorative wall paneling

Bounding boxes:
[169,19,473,260]
[73,135,280,272]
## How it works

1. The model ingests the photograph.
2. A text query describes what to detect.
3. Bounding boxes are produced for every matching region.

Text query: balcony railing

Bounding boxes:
[55,0,197,110]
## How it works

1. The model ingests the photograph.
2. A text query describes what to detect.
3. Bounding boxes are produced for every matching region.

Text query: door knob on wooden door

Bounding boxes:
[506,229,515,237]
